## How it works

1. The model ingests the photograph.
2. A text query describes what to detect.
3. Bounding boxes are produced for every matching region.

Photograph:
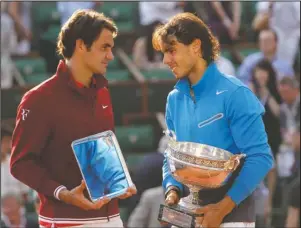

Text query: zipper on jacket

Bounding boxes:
[189,83,197,140]
[189,84,196,104]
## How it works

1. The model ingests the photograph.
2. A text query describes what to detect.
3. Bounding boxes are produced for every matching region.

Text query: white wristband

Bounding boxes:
[54,185,67,200]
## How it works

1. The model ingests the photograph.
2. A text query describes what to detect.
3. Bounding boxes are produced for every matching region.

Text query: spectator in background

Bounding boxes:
[252,1,271,33]
[122,135,167,217]
[1,126,29,199]
[216,55,236,76]
[206,2,243,65]
[139,2,184,66]
[213,35,236,76]
[7,1,32,56]
[272,79,300,227]
[279,77,300,145]
[132,36,168,70]
[254,2,300,68]
[237,29,295,85]
[183,2,208,22]
[1,2,18,89]
[253,182,269,228]
[1,193,39,228]
[250,60,282,158]
[134,6,236,74]
[286,125,300,228]
[286,169,300,228]
[249,60,282,225]
[127,186,166,228]
[57,2,103,26]
[291,124,300,176]
[32,191,40,215]
[286,180,300,228]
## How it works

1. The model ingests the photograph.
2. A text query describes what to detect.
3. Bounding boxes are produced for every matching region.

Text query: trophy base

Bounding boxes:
[158,203,203,228]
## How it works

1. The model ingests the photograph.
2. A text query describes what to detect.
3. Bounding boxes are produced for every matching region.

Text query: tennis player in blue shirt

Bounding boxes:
[152,13,274,228]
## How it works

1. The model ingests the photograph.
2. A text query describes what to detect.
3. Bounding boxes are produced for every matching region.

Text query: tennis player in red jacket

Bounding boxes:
[10,9,136,228]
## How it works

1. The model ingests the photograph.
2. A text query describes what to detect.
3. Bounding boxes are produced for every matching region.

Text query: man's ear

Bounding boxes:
[75,39,87,53]
[192,39,201,54]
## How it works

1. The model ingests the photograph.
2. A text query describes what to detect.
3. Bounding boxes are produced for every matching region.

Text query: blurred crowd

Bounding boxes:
[1,1,300,228]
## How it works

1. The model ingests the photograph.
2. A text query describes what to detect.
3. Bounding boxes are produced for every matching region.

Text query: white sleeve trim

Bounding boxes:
[54,185,67,200]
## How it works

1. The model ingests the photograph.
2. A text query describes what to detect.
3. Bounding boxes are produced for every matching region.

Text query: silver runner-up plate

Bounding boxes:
[71,130,134,202]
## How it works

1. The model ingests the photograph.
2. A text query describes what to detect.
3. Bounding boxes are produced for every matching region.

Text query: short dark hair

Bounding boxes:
[279,76,300,89]
[57,10,118,59]
[152,12,220,64]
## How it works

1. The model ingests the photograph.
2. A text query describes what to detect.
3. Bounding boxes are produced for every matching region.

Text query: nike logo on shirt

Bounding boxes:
[216,90,228,95]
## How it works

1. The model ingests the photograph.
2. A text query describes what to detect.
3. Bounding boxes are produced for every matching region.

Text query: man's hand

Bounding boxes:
[176,2,186,8]
[118,186,137,199]
[159,189,180,227]
[165,189,180,206]
[58,180,111,210]
[223,18,239,40]
[228,22,240,40]
[195,196,236,228]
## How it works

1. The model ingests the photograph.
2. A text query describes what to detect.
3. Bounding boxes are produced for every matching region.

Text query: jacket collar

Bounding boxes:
[55,60,108,97]
[175,62,219,98]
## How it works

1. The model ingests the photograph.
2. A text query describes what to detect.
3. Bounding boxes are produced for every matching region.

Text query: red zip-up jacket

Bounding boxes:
[10,61,119,227]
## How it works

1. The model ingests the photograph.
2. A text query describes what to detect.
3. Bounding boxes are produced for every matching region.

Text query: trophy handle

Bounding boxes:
[164,129,177,141]
[224,154,246,171]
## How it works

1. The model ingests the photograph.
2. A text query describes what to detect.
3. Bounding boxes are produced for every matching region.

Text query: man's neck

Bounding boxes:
[188,58,207,85]
[10,217,21,227]
[66,58,93,87]
[264,52,276,61]
[288,92,300,106]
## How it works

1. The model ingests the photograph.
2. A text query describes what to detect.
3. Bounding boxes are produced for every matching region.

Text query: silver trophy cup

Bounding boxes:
[158,131,245,228]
